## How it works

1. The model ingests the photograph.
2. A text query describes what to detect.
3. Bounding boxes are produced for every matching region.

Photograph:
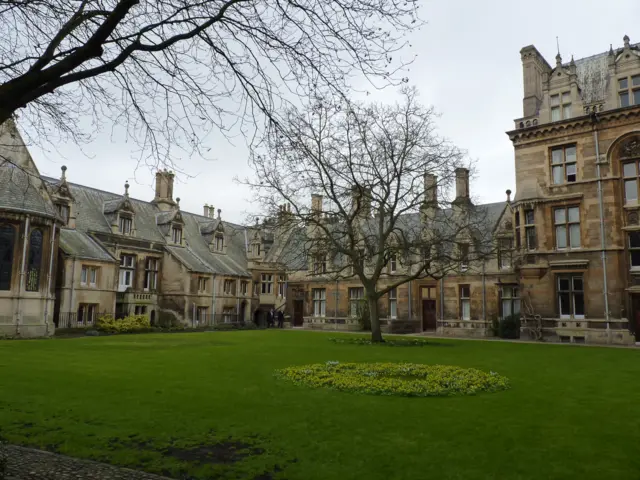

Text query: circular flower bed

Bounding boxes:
[276,362,510,397]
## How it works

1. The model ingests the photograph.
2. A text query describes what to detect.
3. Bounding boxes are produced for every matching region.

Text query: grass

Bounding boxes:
[0,331,639,479]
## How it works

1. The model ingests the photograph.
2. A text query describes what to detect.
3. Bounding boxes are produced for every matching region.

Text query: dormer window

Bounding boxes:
[56,203,70,225]
[252,243,261,256]
[171,225,182,244]
[215,233,224,251]
[119,215,132,235]
[313,254,327,274]
[551,92,571,121]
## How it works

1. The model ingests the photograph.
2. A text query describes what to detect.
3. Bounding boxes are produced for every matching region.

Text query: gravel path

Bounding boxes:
[3,444,174,480]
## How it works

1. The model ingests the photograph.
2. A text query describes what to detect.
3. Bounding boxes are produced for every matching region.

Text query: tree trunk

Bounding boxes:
[367,295,383,343]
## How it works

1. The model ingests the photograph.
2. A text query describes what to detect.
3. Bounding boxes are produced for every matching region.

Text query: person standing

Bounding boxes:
[268,308,275,328]
[277,310,284,328]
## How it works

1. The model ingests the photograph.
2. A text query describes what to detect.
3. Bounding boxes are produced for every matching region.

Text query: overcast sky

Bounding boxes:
[27,0,640,224]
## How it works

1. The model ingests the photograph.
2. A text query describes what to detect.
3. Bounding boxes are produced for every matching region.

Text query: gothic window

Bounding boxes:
[0,225,15,290]
[26,229,43,292]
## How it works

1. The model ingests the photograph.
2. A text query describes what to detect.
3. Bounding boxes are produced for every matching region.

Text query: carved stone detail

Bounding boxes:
[620,139,640,159]
[627,211,639,226]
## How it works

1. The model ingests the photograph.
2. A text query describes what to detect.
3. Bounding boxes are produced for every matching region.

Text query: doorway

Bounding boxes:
[633,295,640,341]
[239,301,247,324]
[293,299,304,327]
[422,300,437,331]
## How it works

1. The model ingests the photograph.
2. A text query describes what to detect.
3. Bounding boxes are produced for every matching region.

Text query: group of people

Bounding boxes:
[254,308,285,328]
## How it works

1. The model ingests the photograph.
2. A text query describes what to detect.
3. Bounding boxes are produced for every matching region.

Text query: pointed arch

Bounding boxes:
[26,229,43,292]
[0,225,15,290]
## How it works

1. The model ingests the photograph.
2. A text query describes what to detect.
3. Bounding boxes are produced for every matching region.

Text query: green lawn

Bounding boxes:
[1,331,639,480]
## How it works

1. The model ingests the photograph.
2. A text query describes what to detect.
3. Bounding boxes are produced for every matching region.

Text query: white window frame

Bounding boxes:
[349,287,364,317]
[144,258,158,291]
[500,286,521,319]
[278,276,286,297]
[81,265,88,285]
[498,238,513,270]
[618,75,640,108]
[241,281,248,296]
[119,254,135,290]
[460,285,470,321]
[388,288,397,319]
[554,206,581,250]
[389,254,397,273]
[312,288,326,317]
[557,275,585,319]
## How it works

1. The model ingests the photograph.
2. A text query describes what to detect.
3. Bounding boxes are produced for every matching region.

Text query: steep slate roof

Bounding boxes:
[567,42,640,105]
[59,229,115,262]
[42,178,251,278]
[0,120,59,219]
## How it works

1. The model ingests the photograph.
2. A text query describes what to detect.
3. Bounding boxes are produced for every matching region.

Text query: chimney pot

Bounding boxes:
[152,170,176,211]
[506,189,512,202]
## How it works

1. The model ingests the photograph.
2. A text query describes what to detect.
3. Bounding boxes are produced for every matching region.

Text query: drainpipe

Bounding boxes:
[43,223,57,335]
[236,276,240,322]
[70,258,77,325]
[334,279,339,327]
[16,215,30,335]
[439,277,444,326]
[592,113,610,338]
[408,280,412,322]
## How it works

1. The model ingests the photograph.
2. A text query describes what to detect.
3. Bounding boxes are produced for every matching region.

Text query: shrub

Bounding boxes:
[96,314,151,334]
[498,315,521,339]
[276,362,510,397]
[328,337,450,347]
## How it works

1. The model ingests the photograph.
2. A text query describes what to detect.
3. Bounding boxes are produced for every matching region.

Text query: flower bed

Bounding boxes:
[329,337,451,347]
[276,362,510,397]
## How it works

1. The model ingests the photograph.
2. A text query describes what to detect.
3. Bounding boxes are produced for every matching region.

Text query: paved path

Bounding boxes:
[3,444,174,480]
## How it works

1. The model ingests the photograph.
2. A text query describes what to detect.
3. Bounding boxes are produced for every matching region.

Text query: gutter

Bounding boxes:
[591,113,610,337]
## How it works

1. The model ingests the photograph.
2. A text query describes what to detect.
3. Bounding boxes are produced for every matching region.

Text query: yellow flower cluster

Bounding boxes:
[96,314,151,333]
[275,362,510,397]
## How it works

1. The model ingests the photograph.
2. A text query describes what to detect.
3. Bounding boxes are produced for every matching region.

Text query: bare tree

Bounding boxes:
[0,0,421,166]
[247,88,495,342]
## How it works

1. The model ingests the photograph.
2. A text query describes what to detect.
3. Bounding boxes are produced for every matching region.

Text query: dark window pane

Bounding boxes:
[559,277,570,291]
[631,251,640,267]
[620,78,629,90]
[526,227,537,250]
[633,76,640,87]
[26,229,43,292]
[635,90,640,106]
[525,210,534,225]
[574,293,585,316]
[0,225,15,291]
[620,92,630,107]
[629,232,640,249]
[572,276,583,291]
[515,212,520,227]
[559,292,571,315]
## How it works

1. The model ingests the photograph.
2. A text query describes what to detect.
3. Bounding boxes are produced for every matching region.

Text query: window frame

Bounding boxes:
[119,254,135,290]
[119,215,132,235]
[459,243,469,272]
[500,286,521,319]
[56,202,70,225]
[171,225,183,244]
[623,160,640,205]
[618,75,640,107]
[629,231,640,270]
[77,303,98,324]
[550,91,572,121]
[223,278,235,295]
[277,275,286,297]
[312,254,327,274]
[551,145,577,185]
[524,209,536,251]
[312,288,326,317]
[26,229,43,292]
[557,274,585,319]
[498,237,513,270]
[260,273,273,294]
[349,287,364,317]
[389,253,397,274]
[0,224,16,291]
[144,258,158,291]
[459,284,471,321]
[554,206,581,250]
[240,281,248,296]
[199,276,209,293]
[214,234,224,251]
[388,288,398,319]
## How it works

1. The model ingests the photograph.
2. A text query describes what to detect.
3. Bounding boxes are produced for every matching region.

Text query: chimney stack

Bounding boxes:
[152,169,176,211]
[455,168,470,199]
[424,174,437,204]
[351,186,372,218]
[520,45,549,118]
[203,203,210,217]
[311,194,323,214]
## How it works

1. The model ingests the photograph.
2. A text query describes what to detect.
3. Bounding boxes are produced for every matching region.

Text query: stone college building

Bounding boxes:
[1,35,640,345]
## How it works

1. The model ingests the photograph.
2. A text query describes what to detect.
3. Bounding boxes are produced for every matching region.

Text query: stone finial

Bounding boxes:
[624,35,630,48]
[60,165,67,181]
[217,208,221,220]
[255,217,259,226]
[124,181,130,197]
[555,53,562,68]
[506,189,512,203]
[176,197,180,208]
[570,55,575,66]
[609,44,614,56]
